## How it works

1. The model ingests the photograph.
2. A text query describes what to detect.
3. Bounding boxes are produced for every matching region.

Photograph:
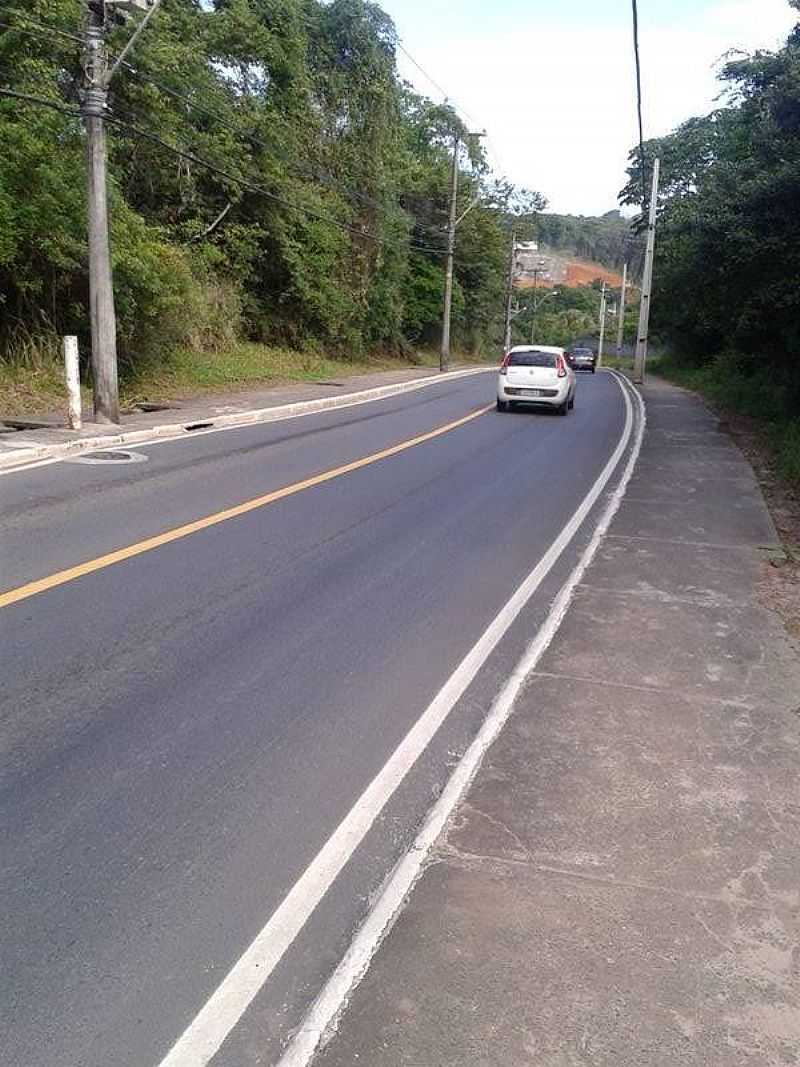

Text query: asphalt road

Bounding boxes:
[1,370,629,1067]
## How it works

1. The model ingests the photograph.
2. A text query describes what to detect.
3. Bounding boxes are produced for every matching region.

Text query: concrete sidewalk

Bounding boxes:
[315,378,800,1066]
[0,364,485,471]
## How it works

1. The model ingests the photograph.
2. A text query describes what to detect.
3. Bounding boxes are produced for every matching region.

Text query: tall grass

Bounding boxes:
[0,328,73,416]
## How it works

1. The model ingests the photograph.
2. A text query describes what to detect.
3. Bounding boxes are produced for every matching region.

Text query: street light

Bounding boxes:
[530,288,560,344]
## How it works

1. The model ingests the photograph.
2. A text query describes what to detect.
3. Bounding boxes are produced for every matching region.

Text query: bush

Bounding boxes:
[110,201,243,373]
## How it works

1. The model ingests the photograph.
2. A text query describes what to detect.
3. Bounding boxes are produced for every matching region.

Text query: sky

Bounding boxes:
[377,0,798,216]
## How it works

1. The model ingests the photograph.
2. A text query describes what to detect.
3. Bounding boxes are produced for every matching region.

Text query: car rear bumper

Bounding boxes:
[497,381,570,406]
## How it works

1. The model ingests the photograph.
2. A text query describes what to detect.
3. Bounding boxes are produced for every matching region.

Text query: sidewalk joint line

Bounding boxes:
[436,851,775,910]
[529,670,757,707]
[606,534,763,551]
[575,584,746,607]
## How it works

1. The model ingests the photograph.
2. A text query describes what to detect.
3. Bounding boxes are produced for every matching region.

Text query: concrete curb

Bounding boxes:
[0,366,493,473]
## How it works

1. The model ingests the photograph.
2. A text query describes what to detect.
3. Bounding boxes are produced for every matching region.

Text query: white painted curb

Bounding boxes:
[0,366,493,473]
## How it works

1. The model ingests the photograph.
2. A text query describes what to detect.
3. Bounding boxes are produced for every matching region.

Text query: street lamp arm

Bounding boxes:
[105,0,164,85]
[454,196,481,228]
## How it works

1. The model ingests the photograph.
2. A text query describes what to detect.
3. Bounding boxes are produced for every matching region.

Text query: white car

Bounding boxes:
[496,345,576,415]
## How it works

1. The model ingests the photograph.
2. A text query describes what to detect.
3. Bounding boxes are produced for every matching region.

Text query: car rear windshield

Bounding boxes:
[573,349,593,356]
[507,351,558,367]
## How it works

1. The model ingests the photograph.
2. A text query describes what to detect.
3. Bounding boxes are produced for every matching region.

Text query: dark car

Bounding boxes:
[568,347,596,373]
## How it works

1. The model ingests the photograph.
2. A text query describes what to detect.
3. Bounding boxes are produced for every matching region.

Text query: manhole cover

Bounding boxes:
[69,449,148,465]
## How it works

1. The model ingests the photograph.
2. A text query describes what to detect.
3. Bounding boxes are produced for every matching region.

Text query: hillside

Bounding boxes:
[536,209,641,273]
[516,248,625,290]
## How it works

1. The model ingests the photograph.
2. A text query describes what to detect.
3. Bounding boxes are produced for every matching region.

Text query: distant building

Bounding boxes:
[515,241,549,277]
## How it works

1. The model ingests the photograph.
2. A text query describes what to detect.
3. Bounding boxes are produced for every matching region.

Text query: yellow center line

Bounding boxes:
[1,403,494,610]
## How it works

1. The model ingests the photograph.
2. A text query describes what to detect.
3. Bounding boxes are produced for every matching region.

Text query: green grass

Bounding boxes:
[121,342,405,403]
[597,355,634,373]
[650,354,800,487]
[0,339,477,418]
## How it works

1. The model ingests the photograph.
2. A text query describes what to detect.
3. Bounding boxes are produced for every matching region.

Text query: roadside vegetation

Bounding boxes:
[0,330,453,416]
[0,0,543,401]
[620,2,800,485]
[508,281,640,354]
[0,0,649,409]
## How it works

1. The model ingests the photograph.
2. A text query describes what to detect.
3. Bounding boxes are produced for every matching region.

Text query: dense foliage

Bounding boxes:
[620,0,800,417]
[509,281,638,353]
[0,0,545,373]
[536,210,641,275]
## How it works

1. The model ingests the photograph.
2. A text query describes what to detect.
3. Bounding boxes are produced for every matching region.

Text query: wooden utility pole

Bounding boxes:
[616,261,627,357]
[503,228,517,353]
[83,3,119,423]
[633,157,661,384]
[440,132,459,373]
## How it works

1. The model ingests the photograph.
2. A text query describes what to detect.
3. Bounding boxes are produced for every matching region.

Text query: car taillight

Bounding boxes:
[499,353,510,376]
[557,357,567,378]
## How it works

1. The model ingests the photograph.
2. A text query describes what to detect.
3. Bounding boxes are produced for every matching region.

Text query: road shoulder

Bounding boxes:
[312,376,800,1067]
[0,364,490,472]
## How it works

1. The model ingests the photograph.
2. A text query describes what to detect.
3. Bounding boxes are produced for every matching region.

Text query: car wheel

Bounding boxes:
[558,399,569,416]
[496,398,508,412]
[568,394,575,410]
[591,367,596,374]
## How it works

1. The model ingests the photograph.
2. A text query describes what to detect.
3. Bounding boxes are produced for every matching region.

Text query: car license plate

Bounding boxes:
[522,388,543,396]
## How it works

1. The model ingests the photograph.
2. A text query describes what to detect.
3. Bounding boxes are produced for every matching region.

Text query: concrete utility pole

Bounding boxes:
[503,227,517,353]
[83,3,118,423]
[633,157,661,384]
[440,132,459,373]
[528,260,544,344]
[81,0,160,423]
[616,261,628,357]
[597,281,607,367]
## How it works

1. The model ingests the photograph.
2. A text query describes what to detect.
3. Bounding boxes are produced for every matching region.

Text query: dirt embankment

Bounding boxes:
[516,249,625,290]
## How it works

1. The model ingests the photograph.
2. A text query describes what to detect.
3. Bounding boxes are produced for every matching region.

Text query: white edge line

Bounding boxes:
[156,372,644,1067]
[277,372,646,1067]
[0,367,493,477]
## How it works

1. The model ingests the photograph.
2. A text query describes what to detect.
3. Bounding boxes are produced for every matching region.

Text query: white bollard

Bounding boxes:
[63,335,82,430]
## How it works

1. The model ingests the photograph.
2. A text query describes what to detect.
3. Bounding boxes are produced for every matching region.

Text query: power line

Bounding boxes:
[101,108,447,253]
[631,0,648,208]
[0,16,426,229]
[395,39,482,130]
[115,63,407,220]
[395,40,450,102]
[0,18,82,52]
[0,21,458,256]
[0,10,85,45]
[1,79,449,256]
[0,85,81,118]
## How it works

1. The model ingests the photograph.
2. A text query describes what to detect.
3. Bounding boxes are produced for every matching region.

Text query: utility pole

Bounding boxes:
[597,281,607,367]
[440,132,459,373]
[503,227,517,353]
[633,157,661,384]
[83,2,118,423]
[529,264,542,344]
[616,261,628,357]
[81,0,161,423]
